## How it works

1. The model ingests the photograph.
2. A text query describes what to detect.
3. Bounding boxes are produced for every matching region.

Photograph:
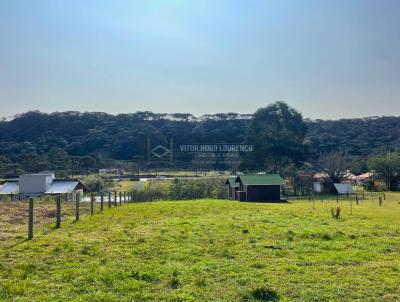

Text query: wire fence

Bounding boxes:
[0,189,393,246]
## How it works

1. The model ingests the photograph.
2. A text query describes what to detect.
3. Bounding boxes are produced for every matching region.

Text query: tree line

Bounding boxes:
[1,103,400,185]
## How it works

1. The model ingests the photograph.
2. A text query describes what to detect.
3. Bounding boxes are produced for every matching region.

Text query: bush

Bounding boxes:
[243,286,280,301]
[251,286,280,301]
[127,178,228,202]
[168,178,227,200]
[83,176,105,192]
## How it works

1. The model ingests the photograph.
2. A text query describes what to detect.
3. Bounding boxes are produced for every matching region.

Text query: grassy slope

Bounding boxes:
[113,180,139,192]
[1,195,400,302]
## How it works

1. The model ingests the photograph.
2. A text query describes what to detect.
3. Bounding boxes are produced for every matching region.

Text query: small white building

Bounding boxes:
[0,172,89,199]
[19,173,56,197]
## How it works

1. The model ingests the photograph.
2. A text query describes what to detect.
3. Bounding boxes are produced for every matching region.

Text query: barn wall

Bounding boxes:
[227,185,234,199]
[227,186,239,200]
[246,185,281,201]
[230,187,235,199]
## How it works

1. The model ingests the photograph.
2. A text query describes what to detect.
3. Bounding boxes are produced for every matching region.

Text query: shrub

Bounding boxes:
[287,230,295,241]
[83,176,105,192]
[331,207,341,219]
[242,286,280,301]
[168,178,227,200]
[169,277,180,289]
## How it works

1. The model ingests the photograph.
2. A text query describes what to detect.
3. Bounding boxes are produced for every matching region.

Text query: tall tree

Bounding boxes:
[318,151,352,183]
[240,102,309,176]
[0,156,11,176]
[368,152,400,191]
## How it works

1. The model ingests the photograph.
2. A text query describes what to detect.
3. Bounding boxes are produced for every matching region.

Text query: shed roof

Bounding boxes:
[333,183,353,194]
[235,174,284,186]
[0,182,19,194]
[45,181,79,194]
[225,176,239,187]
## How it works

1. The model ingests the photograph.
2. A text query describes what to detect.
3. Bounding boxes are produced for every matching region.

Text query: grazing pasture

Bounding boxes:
[1,194,400,301]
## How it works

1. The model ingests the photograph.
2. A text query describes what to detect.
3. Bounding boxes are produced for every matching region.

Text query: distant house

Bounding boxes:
[313,172,330,181]
[313,172,331,193]
[344,171,357,183]
[225,176,239,199]
[0,172,90,200]
[356,172,374,185]
[233,174,285,202]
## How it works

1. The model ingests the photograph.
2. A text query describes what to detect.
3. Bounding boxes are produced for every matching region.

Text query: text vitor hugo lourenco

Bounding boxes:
[178,144,253,153]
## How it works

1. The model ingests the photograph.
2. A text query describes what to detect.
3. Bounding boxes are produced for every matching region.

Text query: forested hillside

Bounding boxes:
[0,111,250,160]
[0,110,399,174]
[307,116,400,156]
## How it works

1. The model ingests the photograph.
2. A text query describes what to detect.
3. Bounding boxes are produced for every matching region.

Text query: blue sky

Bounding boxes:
[1,0,399,119]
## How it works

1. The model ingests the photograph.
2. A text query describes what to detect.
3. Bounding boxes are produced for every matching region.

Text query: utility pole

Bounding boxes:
[147,137,151,168]
[170,137,173,168]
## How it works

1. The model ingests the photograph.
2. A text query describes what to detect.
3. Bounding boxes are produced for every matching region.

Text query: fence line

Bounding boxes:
[0,189,391,241]
[21,190,156,240]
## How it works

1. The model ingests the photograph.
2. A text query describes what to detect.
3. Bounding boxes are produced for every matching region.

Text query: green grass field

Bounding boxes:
[113,179,140,192]
[1,194,400,301]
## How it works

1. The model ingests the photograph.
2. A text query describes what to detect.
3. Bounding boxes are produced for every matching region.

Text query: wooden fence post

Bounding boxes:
[119,192,122,205]
[379,196,382,206]
[56,195,61,228]
[108,192,111,208]
[90,192,94,215]
[75,193,80,222]
[350,198,353,215]
[124,192,126,204]
[114,192,117,207]
[356,195,359,205]
[100,192,104,211]
[28,197,34,240]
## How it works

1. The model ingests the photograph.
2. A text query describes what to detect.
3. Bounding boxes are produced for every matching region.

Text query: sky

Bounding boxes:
[0,0,400,119]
